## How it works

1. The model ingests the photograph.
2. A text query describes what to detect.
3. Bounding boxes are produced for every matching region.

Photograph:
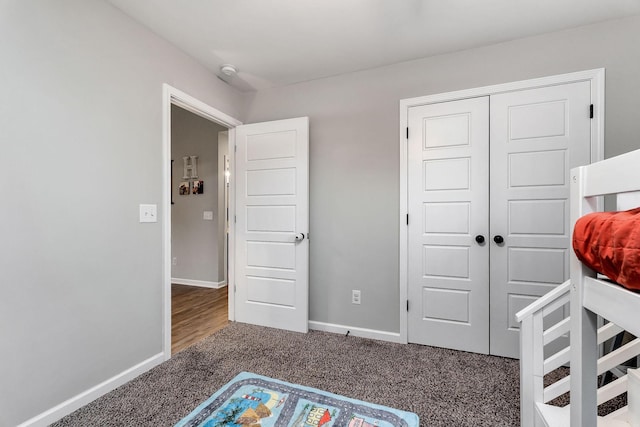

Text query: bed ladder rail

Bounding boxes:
[516,280,572,427]
[518,279,640,427]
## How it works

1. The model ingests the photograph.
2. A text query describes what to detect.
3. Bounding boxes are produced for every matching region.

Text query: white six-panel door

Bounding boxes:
[234,117,309,333]
[489,82,591,358]
[407,97,490,354]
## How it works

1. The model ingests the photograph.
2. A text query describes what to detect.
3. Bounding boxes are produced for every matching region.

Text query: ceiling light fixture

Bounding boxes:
[220,64,237,77]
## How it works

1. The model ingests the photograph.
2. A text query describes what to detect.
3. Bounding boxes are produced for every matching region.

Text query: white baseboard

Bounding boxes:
[171,278,227,289]
[16,352,165,427]
[308,321,402,344]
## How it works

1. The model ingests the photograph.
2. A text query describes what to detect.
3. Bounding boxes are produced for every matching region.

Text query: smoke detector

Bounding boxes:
[220,64,237,77]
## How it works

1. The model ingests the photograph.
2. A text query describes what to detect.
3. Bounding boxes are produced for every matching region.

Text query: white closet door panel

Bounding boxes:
[407,97,490,354]
[489,81,591,358]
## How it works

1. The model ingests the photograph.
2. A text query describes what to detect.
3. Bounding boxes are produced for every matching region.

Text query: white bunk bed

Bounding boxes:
[517,148,640,427]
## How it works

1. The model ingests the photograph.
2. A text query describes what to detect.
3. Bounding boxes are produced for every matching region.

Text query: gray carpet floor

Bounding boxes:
[51,322,521,426]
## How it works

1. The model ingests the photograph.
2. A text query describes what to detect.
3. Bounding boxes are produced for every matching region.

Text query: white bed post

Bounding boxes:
[519,315,532,427]
[519,314,533,427]
[520,312,544,427]
[569,166,599,427]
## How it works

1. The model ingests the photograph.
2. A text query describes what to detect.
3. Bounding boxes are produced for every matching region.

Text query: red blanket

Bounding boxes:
[573,207,640,291]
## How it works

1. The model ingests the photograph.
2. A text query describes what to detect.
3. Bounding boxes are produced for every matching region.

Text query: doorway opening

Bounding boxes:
[162,84,242,359]
[170,105,229,353]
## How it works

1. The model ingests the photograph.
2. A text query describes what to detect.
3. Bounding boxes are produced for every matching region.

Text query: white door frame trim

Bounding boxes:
[398,69,605,344]
[162,84,242,359]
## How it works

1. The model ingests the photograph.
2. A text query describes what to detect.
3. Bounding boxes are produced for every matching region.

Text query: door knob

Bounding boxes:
[295,233,305,242]
[493,235,504,244]
[475,235,485,244]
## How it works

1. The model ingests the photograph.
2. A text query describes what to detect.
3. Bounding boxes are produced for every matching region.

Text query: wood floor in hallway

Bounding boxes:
[171,284,228,354]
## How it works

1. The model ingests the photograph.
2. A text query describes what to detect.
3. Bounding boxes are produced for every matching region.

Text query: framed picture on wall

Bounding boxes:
[179,181,190,195]
[193,180,204,194]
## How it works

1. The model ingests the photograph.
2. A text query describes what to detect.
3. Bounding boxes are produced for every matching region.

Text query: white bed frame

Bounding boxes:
[570,148,640,427]
[518,148,640,427]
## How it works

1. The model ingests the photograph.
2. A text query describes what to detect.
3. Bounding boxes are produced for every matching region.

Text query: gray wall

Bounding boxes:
[3,3,640,425]
[243,15,640,334]
[171,105,226,283]
[0,1,245,426]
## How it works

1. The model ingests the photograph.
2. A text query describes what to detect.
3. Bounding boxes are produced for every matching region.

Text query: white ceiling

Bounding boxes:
[107,0,640,91]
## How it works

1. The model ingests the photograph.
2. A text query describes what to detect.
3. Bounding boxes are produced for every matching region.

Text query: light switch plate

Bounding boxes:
[139,204,157,223]
[203,211,213,220]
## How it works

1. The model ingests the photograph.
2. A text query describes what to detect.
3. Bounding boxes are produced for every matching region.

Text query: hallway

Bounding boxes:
[171,284,228,354]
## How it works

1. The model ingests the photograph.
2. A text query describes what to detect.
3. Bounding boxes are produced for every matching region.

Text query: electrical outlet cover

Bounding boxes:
[352,290,361,304]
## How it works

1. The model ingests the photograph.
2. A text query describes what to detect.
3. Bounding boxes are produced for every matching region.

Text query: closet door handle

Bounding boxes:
[475,235,485,244]
[295,233,305,242]
[493,235,504,244]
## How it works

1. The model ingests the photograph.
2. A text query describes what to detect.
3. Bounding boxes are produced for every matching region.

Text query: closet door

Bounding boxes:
[489,82,592,358]
[407,97,490,354]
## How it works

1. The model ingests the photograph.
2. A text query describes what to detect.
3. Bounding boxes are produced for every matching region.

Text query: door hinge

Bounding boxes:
[406,127,409,139]
[234,144,237,152]
[234,215,237,223]
[407,300,409,311]
[590,104,594,119]
[406,214,409,225]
